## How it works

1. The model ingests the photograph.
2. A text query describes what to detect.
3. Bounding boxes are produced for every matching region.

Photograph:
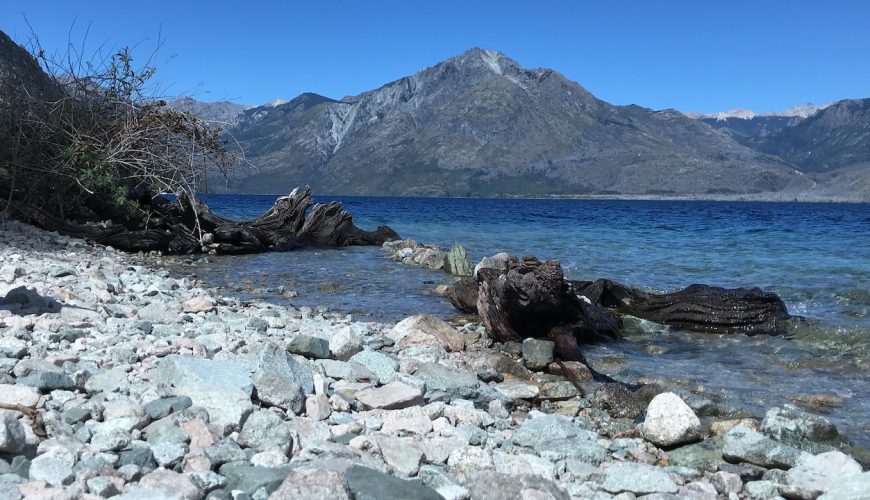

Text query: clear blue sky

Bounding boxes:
[2,0,868,113]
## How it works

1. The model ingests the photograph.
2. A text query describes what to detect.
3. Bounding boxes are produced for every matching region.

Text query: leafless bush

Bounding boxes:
[0,28,242,224]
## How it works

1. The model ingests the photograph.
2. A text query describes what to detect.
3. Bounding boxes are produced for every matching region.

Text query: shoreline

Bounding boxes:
[0,220,867,498]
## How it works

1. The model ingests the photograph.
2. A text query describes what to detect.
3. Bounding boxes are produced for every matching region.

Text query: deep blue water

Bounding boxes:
[186,195,870,447]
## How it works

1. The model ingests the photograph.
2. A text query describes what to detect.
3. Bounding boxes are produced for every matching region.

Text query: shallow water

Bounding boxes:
[188,195,870,447]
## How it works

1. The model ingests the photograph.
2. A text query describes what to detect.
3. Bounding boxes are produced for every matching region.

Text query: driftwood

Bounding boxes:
[22,186,399,255]
[572,279,789,335]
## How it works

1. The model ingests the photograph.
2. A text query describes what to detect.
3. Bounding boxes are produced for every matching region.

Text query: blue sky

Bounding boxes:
[2,1,868,113]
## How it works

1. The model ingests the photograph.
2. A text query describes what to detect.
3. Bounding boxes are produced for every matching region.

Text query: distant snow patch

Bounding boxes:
[480,49,503,75]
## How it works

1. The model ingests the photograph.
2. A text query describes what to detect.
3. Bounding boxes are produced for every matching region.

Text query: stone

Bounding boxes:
[236,342,315,394]
[818,472,870,500]
[0,414,25,453]
[269,467,351,500]
[87,475,122,497]
[329,327,363,361]
[118,448,157,469]
[138,469,201,500]
[152,442,188,468]
[253,372,305,414]
[414,362,501,407]
[146,425,189,446]
[710,470,743,495]
[743,480,780,500]
[355,381,424,410]
[591,383,645,419]
[600,462,679,495]
[84,367,130,394]
[287,335,331,359]
[16,371,75,391]
[251,449,289,468]
[493,380,540,400]
[305,394,332,420]
[143,396,193,420]
[378,436,425,476]
[220,463,293,496]
[463,470,569,500]
[493,451,556,480]
[474,252,511,279]
[153,355,254,433]
[761,405,840,449]
[783,451,863,499]
[348,350,398,383]
[28,454,74,487]
[237,410,293,454]
[137,301,180,324]
[0,384,40,408]
[345,465,442,500]
[391,314,465,352]
[666,436,724,470]
[182,295,215,313]
[444,244,473,277]
[522,338,554,370]
[187,470,226,494]
[418,465,469,500]
[723,424,806,469]
[640,392,702,447]
[90,429,132,452]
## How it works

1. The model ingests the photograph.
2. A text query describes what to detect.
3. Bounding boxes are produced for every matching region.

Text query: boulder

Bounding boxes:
[287,335,331,359]
[391,314,464,352]
[443,244,473,277]
[355,381,425,410]
[761,405,840,451]
[521,338,554,370]
[640,392,702,447]
[0,413,25,453]
[237,410,293,454]
[600,461,679,495]
[345,465,442,500]
[783,451,863,499]
[723,424,807,469]
[269,467,351,500]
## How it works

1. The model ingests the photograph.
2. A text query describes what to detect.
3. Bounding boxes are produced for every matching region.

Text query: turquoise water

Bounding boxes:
[189,195,870,447]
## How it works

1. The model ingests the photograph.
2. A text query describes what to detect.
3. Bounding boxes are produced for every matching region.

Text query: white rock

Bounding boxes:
[640,392,702,447]
[784,451,863,499]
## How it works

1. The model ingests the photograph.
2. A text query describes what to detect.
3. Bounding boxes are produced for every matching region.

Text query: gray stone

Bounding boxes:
[667,437,724,471]
[640,392,702,447]
[391,314,465,352]
[743,480,780,500]
[220,463,293,496]
[188,470,225,494]
[761,405,840,450]
[87,476,121,497]
[153,355,254,433]
[137,469,201,500]
[237,410,293,454]
[348,350,398,383]
[137,301,180,324]
[305,394,331,420]
[463,470,569,500]
[0,414,25,453]
[601,462,679,495]
[413,362,502,407]
[723,424,806,469]
[151,442,188,467]
[28,454,75,486]
[474,252,511,279]
[253,372,305,414]
[522,338,554,370]
[287,335,331,359]
[315,359,378,382]
[328,327,363,361]
[355,381,424,410]
[118,448,157,469]
[512,414,608,464]
[90,429,132,452]
[146,425,189,445]
[270,467,351,500]
[818,472,870,500]
[710,470,743,495]
[84,367,130,393]
[592,383,645,419]
[783,451,863,499]
[237,342,315,394]
[0,384,40,408]
[16,371,75,391]
[346,465,442,500]
[418,465,469,500]
[143,396,193,420]
[493,380,540,400]
[377,436,424,476]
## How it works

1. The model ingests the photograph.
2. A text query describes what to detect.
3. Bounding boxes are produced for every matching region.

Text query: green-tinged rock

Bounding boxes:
[444,244,473,277]
[667,437,725,471]
[723,424,806,469]
[287,335,331,359]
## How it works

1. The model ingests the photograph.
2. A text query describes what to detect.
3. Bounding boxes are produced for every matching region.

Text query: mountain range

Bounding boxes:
[162,49,870,201]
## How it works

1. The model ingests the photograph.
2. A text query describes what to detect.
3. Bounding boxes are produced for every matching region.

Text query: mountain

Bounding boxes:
[168,97,249,127]
[750,98,870,172]
[224,48,801,197]
[692,103,832,148]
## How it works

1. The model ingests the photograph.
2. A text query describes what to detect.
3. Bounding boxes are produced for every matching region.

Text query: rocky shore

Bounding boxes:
[0,220,868,500]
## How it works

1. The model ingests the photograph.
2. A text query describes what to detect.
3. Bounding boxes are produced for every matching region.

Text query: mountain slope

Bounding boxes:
[225,48,800,197]
[750,98,870,172]
[168,97,249,127]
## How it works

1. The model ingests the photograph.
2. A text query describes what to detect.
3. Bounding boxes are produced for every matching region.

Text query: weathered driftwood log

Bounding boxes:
[22,185,399,255]
[573,279,789,335]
